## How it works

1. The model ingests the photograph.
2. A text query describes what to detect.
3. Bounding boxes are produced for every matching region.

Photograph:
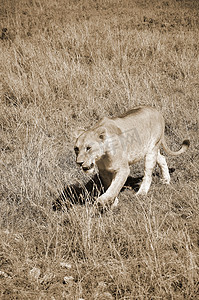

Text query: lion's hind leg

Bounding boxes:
[157,150,170,184]
[136,149,158,196]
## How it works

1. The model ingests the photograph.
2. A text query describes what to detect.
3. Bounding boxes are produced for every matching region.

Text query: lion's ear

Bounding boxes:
[96,127,107,141]
[74,129,84,139]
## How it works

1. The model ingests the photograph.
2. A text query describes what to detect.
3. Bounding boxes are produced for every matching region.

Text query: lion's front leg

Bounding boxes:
[97,167,130,210]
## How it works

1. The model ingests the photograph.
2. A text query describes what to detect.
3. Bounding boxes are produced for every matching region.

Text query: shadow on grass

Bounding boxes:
[53,168,175,211]
[53,175,142,211]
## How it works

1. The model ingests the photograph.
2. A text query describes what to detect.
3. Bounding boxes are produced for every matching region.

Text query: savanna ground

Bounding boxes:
[0,0,199,299]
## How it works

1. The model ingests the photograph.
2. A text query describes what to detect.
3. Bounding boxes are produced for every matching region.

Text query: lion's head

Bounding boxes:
[74,127,106,174]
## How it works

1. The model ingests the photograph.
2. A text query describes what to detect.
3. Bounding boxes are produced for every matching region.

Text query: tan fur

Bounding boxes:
[74,106,190,209]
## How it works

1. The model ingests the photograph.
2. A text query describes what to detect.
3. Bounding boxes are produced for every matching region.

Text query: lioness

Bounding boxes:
[74,106,190,209]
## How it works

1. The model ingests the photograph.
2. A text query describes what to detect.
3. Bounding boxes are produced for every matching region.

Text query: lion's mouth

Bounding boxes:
[82,163,94,172]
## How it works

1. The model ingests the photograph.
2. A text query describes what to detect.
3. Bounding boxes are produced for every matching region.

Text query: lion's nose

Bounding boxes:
[77,161,84,167]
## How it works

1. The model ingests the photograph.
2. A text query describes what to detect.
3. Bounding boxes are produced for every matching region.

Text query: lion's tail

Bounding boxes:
[161,136,190,156]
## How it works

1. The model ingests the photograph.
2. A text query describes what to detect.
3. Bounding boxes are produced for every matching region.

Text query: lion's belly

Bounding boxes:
[125,142,149,164]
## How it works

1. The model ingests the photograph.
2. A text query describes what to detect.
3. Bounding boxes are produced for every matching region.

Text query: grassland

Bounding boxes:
[0,0,199,299]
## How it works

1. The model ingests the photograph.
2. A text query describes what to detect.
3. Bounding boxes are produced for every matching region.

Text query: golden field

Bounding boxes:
[0,0,199,299]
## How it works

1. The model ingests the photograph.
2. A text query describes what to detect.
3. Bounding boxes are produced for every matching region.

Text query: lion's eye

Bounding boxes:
[74,147,79,153]
[86,146,91,151]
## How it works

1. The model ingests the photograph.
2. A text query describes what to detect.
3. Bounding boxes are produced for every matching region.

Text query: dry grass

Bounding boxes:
[0,0,199,299]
